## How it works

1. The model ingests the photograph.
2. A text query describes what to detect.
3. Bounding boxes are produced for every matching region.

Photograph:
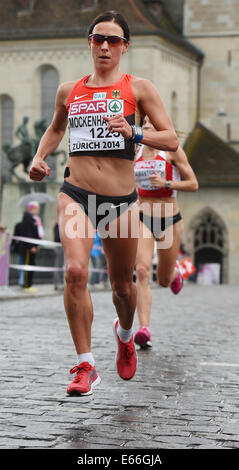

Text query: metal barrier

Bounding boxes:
[0,231,108,287]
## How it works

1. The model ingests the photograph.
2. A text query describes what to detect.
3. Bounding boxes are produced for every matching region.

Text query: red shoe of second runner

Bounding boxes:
[113,318,137,380]
[67,362,101,396]
[170,263,183,295]
[134,326,152,349]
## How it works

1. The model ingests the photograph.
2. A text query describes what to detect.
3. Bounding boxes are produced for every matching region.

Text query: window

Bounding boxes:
[227,123,231,141]
[41,66,59,179]
[78,0,98,11]
[194,212,224,249]
[193,210,227,283]
[16,0,36,16]
[41,66,59,126]
[1,95,14,182]
[227,50,232,67]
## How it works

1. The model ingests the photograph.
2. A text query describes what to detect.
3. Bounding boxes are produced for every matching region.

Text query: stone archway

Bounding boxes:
[187,207,229,284]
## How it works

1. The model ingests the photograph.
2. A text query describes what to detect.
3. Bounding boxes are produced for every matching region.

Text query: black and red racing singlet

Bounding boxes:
[66,73,140,161]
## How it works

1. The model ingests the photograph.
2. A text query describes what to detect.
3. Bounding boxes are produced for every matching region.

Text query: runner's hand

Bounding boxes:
[29,157,51,181]
[149,170,166,188]
[103,114,133,139]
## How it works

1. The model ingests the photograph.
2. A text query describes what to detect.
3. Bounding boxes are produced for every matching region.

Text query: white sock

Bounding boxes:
[117,323,133,343]
[77,352,95,367]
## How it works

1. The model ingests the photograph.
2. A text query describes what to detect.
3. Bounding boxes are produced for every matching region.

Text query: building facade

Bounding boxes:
[0,0,238,283]
[184,0,239,151]
[182,0,239,284]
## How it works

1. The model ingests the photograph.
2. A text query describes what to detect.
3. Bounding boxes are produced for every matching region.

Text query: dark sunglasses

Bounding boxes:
[88,34,127,46]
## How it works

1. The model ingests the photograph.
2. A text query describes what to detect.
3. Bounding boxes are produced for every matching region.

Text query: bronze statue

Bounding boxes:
[3,116,67,181]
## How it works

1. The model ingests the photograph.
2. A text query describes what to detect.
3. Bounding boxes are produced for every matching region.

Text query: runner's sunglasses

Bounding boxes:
[88,34,127,46]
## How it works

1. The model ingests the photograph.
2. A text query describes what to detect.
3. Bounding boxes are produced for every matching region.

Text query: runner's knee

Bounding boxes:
[65,262,88,288]
[157,275,171,288]
[111,279,133,299]
[136,264,151,283]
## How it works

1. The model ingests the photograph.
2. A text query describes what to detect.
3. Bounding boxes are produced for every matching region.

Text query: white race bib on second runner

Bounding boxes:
[134,160,166,191]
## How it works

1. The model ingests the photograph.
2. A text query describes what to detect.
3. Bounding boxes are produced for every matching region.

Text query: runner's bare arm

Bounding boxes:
[103,79,178,152]
[133,79,179,151]
[29,82,73,181]
[149,147,198,191]
[168,147,198,191]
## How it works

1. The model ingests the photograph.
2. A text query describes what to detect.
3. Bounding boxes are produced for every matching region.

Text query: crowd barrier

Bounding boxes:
[0,231,196,288]
[0,231,107,287]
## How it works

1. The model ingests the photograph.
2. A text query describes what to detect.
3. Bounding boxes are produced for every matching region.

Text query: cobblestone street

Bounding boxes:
[1,284,239,450]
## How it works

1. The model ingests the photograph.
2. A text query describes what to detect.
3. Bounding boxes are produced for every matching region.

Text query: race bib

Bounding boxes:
[68,99,125,152]
[135,160,166,190]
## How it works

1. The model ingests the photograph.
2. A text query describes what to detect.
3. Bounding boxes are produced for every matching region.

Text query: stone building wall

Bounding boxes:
[184,0,239,35]
[184,0,239,151]
[178,188,239,284]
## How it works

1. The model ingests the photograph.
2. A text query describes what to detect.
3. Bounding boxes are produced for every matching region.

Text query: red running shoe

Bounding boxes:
[134,326,152,349]
[113,318,137,380]
[67,362,101,396]
[170,263,183,295]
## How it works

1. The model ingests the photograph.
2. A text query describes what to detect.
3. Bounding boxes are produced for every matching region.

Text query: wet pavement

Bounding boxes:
[0,283,239,450]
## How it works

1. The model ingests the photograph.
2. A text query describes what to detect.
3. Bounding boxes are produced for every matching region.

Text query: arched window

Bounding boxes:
[188,208,229,284]
[194,212,224,250]
[41,66,59,179]
[0,95,14,182]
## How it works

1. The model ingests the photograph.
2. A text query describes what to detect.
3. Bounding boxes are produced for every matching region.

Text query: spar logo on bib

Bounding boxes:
[109,100,122,113]
[69,100,107,115]
[69,99,123,116]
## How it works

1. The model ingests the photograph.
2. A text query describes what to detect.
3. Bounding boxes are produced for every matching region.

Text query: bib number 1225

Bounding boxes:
[89,127,120,139]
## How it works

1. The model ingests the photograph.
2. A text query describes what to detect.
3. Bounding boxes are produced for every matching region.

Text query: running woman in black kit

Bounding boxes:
[29,11,179,395]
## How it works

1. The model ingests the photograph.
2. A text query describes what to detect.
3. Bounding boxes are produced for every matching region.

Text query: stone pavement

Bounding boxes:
[1,283,239,450]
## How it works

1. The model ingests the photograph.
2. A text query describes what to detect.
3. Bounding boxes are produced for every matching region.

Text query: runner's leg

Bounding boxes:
[100,204,139,379]
[101,205,138,330]
[57,192,95,354]
[156,219,183,287]
[135,221,154,327]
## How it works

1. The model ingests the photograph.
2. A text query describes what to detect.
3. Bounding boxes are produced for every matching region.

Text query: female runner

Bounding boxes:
[134,116,198,349]
[29,11,178,395]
